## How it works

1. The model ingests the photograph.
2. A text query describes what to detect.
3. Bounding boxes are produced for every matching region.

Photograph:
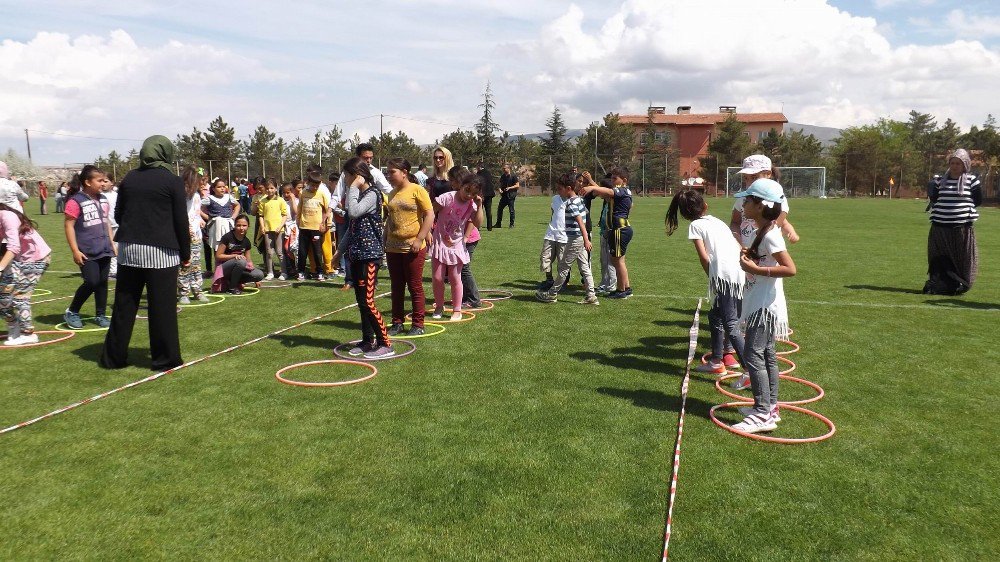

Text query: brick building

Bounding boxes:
[620,106,787,180]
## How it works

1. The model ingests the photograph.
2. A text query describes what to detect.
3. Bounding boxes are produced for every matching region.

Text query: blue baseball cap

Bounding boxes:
[734,178,784,207]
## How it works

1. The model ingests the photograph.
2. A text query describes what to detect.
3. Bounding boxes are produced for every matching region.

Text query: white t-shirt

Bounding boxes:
[187,193,203,238]
[544,195,568,243]
[688,215,745,299]
[102,189,119,228]
[734,196,789,247]
[740,226,789,338]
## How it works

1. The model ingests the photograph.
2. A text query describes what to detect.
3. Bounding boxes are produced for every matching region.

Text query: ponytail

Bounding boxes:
[745,197,782,260]
[665,189,706,235]
[68,164,104,198]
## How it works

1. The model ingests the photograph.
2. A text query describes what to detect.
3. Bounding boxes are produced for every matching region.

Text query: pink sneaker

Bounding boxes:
[723,353,741,369]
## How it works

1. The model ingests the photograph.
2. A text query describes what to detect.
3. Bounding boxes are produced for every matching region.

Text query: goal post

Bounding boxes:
[725,166,827,198]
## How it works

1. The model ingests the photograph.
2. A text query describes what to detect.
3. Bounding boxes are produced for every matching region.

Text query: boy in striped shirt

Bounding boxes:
[537,173,598,304]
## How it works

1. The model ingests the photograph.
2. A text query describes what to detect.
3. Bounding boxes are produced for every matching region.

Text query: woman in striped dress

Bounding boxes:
[924,148,981,295]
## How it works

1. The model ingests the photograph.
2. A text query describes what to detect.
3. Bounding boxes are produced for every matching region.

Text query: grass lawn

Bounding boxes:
[1,195,998,560]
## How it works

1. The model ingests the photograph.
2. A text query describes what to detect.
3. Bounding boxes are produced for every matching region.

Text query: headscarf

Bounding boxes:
[947,148,972,195]
[0,161,9,179]
[139,135,176,172]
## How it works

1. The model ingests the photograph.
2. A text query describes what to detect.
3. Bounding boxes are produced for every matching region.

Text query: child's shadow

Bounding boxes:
[269,333,340,350]
[595,387,717,421]
[499,279,538,291]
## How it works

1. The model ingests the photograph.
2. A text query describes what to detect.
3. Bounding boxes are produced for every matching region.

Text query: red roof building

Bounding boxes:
[620,106,787,180]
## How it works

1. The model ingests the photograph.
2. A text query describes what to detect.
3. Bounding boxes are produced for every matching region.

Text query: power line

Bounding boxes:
[25,129,143,142]
[274,114,380,135]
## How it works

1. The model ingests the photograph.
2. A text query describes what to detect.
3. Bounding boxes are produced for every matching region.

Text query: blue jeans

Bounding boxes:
[336,220,352,284]
[744,322,778,415]
[709,293,744,364]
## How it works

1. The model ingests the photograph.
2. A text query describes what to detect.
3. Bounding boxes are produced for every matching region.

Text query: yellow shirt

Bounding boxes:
[386,182,432,252]
[297,187,330,231]
[257,196,288,232]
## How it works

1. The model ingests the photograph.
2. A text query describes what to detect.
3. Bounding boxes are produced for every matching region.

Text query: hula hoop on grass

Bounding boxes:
[275,359,378,387]
[179,293,226,308]
[479,289,513,301]
[32,289,53,297]
[332,339,416,361]
[714,373,825,405]
[405,310,476,323]
[54,317,109,332]
[391,322,446,339]
[701,352,741,366]
[258,281,291,288]
[0,329,76,348]
[709,402,836,444]
[219,286,259,297]
[777,355,795,375]
[776,339,800,355]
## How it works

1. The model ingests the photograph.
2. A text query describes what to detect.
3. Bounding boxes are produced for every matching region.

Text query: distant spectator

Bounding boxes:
[414,163,428,188]
[477,163,495,231]
[38,181,48,215]
[496,164,518,228]
[923,148,981,295]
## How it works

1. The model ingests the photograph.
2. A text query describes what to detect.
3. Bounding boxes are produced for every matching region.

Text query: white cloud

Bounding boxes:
[501,0,1000,131]
[945,9,1000,38]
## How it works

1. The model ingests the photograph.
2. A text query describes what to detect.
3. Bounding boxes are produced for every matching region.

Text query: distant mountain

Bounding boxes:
[785,122,842,146]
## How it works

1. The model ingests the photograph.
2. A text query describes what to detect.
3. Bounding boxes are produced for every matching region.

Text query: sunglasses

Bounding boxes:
[434,156,445,161]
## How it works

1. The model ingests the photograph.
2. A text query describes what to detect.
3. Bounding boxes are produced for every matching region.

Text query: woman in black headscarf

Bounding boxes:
[100,135,190,370]
[923,148,981,295]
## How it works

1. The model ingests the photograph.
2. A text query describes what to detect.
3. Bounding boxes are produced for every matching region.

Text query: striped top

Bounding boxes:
[930,174,981,225]
[118,242,181,269]
[564,196,587,238]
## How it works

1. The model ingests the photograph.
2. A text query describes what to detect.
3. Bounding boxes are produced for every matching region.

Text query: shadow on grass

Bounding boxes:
[595,387,717,421]
[269,333,343,350]
[844,284,923,295]
[70,341,153,370]
[663,306,700,316]
[315,319,360,331]
[498,279,539,291]
[924,298,1000,311]
[652,319,699,329]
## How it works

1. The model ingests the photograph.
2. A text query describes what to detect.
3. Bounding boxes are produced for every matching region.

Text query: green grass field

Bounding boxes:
[2,196,998,560]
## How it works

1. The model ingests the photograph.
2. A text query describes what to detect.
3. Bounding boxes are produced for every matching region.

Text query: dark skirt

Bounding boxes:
[925,224,978,294]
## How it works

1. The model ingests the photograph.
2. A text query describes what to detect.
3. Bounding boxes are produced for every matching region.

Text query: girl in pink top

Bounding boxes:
[1,203,52,345]
[429,171,484,321]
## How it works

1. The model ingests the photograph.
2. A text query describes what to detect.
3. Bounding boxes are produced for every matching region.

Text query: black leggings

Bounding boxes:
[70,256,111,315]
[298,229,325,274]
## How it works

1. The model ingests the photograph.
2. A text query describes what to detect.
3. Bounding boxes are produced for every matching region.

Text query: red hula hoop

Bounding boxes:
[0,329,76,348]
[709,402,836,444]
[714,372,825,405]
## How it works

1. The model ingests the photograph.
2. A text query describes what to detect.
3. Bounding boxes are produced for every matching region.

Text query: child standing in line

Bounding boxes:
[730,179,796,434]
[296,166,330,281]
[100,178,119,279]
[447,166,483,309]
[281,182,299,275]
[537,173,598,305]
[257,179,288,280]
[202,178,241,265]
[581,167,633,298]
[666,189,746,376]
[0,203,51,346]
[335,157,393,359]
[536,180,569,291]
[62,165,117,329]
[177,167,210,305]
[430,173,484,321]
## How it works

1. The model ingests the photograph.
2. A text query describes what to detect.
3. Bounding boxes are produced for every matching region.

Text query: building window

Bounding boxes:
[654,132,667,143]
[639,133,648,146]
[758,131,768,141]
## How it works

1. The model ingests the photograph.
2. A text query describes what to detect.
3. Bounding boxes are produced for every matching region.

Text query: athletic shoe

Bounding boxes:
[732,413,777,434]
[333,269,345,277]
[341,283,353,291]
[730,372,751,391]
[316,274,326,282]
[607,290,628,299]
[694,361,727,375]
[431,309,444,320]
[406,326,425,336]
[4,323,20,341]
[388,322,404,336]
[577,295,600,305]
[4,333,39,346]
[229,288,243,295]
[463,300,483,309]
[537,278,554,291]
[264,273,274,281]
[364,345,396,360]
[450,311,464,321]
[95,315,111,328]
[179,296,191,305]
[278,274,287,281]
[623,287,633,298]
[723,353,741,369]
[297,273,306,281]
[348,341,376,356]
[536,291,557,303]
[595,285,609,295]
[63,310,84,329]
[739,406,781,423]
[196,294,211,303]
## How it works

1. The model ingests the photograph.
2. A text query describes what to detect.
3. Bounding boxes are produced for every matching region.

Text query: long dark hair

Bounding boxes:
[67,164,104,197]
[0,203,37,235]
[342,157,374,187]
[386,158,418,184]
[665,189,706,235]
[181,166,201,198]
[745,195,783,260]
[447,165,472,186]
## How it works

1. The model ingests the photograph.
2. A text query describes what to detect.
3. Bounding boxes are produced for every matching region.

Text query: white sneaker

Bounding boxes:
[739,406,781,423]
[278,274,287,281]
[732,413,777,433]
[450,311,463,321]
[297,273,306,281]
[431,309,444,320]
[4,323,19,341]
[264,273,274,281]
[730,372,751,390]
[695,362,727,375]
[316,274,326,282]
[4,333,39,346]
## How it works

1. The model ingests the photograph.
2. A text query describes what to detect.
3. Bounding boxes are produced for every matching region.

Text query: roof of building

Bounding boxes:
[620,112,788,126]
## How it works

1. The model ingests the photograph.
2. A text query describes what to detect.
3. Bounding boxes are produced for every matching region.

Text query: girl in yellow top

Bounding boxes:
[384,158,435,336]
[256,179,289,280]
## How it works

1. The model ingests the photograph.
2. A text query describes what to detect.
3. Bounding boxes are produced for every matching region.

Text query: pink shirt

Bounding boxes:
[1,210,51,262]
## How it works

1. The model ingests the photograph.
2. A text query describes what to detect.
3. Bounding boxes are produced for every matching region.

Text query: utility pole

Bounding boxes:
[379,113,384,167]
[24,129,32,163]
[593,122,598,176]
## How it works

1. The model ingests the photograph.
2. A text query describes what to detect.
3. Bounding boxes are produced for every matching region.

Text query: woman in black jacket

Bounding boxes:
[99,135,191,371]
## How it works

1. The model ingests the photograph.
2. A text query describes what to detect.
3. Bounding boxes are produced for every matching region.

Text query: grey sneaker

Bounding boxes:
[405,326,425,336]
[348,341,375,356]
[387,322,404,336]
[4,322,20,340]
[63,310,84,329]
[94,315,111,328]
[535,290,557,303]
[577,295,600,305]
[179,296,191,305]
[363,345,396,360]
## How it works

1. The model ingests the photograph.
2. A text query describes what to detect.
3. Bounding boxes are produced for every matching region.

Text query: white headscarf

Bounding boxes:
[947,148,972,195]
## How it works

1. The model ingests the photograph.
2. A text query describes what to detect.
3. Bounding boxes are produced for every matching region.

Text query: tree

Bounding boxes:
[105,150,125,182]
[475,82,502,166]
[436,129,478,166]
[575,113,637,174]
[541,106,569,157]
[204,116,237,163]
[175,127,206,165]
[367,130,424,167]
[311,127,350,168]
[700,114,752,187]
[779,129,824,167]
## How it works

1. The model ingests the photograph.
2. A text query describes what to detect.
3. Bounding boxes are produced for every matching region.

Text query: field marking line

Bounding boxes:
[0,293,388,437]
[661,298,702,561]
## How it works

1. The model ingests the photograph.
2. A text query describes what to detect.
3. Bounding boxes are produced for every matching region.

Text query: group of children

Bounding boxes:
[666,154,798,434]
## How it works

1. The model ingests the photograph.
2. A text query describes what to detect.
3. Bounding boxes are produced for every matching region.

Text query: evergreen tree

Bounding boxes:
[541,106,569,157]
[204,116,237,163]
[700,114,752,186]
[475,82,501,165]
[175,127,206,166]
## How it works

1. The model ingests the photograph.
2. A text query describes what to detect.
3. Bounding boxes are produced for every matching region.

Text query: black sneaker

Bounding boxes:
[607,290,627,299]
[537,278,554,291]
[229,288,243,295]
[623,287,633,298]
[387,322,404,336]
[405,326,425,336]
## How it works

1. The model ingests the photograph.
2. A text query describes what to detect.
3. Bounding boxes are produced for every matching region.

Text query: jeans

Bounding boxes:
[335,220,352,283]
[496,194,515,226]
[297,229,325,275]
[708,293,745,364]
[459,241,480,305]
[70,255,112,315]
[599,232,617,289]
[744,322,779,415]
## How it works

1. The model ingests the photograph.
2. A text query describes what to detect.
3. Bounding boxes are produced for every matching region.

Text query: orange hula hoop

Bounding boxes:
[275,359,378,387]
[709,402,836,444]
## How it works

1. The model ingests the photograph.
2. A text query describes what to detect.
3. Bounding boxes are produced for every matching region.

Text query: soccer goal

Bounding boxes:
[725,166,827,198]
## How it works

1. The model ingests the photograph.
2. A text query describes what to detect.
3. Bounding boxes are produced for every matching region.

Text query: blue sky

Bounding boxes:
[3,0,1000,165]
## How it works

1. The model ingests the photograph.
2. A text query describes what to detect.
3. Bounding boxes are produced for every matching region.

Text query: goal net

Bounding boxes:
[725,166,827,198]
